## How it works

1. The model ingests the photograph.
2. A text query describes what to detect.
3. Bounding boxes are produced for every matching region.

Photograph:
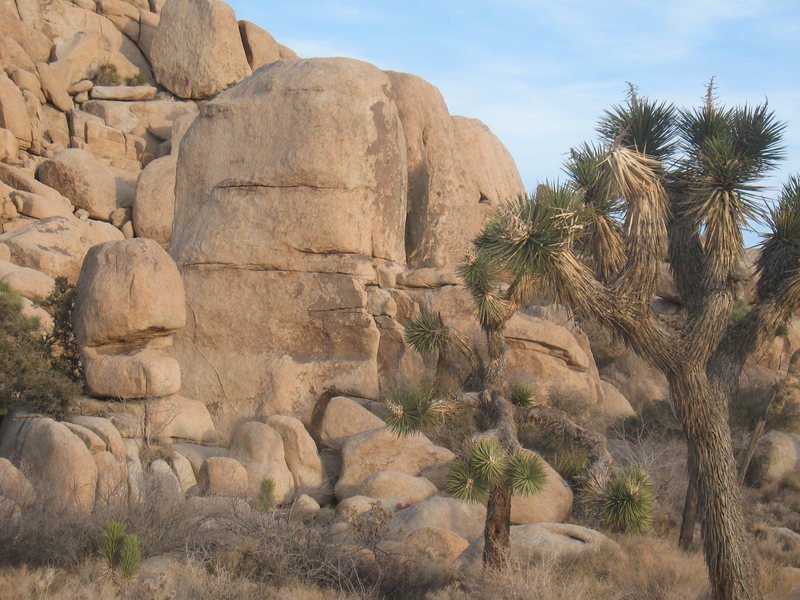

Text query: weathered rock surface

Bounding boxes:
[0,72,32,149]
[749,430,800,485]
[38,149,134,221]
[82,346,181,399]
[319,396,385,450]
[265,415,327,502]
[462,523,613,567]
[406,527,469,562]
[10,190,73,220]
[0,457,36,508]
[393,496,486,541]
[0,261,55,301]
[150,0,251,99]
[336,428,454,499]
[93,450,127,505]
[68,416,126,463]
[238,20,284,71]
[355,470,437,505]
[133,154,176,248]
[511,452,573,524]
[18,418,98,513]
[147,458,181,497]
[198,456,248,497]
[228,421,294,503]
[75,238,185,345]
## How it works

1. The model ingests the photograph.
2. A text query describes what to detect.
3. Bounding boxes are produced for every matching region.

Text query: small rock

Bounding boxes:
[198,457,249,497]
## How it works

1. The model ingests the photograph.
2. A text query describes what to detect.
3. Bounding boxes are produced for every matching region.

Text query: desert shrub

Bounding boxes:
[125,71,147,86]
[43,277,82,383]
[730,385,800,434]
[92,63,120,85]
[547,390,602,430]
[617,399,682,441]
[0,283,79,417]
[553,446,590,485]
[731,298,752,324]
[599,466,655,534]
[256,478,275,513]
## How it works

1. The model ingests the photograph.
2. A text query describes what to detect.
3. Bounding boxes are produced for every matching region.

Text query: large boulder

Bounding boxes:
[0,261,55,301]
[510,452,573,524]
[355,471,437,506]
[228,421,295,503]
[197,456,248,497]
[133,154,176,248]
[265,415,327,502]
[0,72,31,149]
[170,58,407,425]
[335,427,454,499]
[17,418,98,513]
[748,430,800,485]
[38,149,134,222]
[0,457,35,508]
[74,238,185,345]
[393,496,486,541]
[238,20,283,71]
[461,523,613,567]
[319,396,385,450]
[150,0,251,99]
[0,216,123,283]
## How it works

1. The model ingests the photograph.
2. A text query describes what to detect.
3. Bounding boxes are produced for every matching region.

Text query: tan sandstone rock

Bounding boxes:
[229,421,295,503]
[0,457,36,508]
[0,261,55,301]
[133,154,176,248]
[36,62,74,113]
[82,346,181,399]
[198,456,249,497]
[74,238,185,345]
[0,71,32,149]
[93,450,128,505]
[510,452,573,525]
[10,190,73,220]
[319,396,385,450]
[393,496,486,541]
[265,415,327,502]
[749,430,800,485]
[150,0,251,99]
[170,58,407,423]
[336,428,454,499]
[68,415,126,463]
[355,471,437,506]
[238,20,283,71]
[38,149,134,221]
[406,527,469,562]
[18,418,98,513]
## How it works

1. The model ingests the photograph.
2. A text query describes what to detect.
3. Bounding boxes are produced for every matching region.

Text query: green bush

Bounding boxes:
[257,478,276,512]
[508,381,535,408]
[93,63,120,85]
[0,283,78,417]
[600,466,655,534]
[554,446,590,485]
[125,71,147,86]
[43,277,83,383]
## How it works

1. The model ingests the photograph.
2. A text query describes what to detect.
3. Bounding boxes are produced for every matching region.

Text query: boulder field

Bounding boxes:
[1,0,798,567]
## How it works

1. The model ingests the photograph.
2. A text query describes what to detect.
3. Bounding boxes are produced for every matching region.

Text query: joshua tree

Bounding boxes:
[386,185,616,568]
[467,86,796,600]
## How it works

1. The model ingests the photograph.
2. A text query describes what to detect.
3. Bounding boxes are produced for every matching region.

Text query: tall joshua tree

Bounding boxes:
[467,86,798,600]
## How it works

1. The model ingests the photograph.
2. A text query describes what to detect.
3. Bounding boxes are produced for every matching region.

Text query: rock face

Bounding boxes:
[133,155,176,248]
[265,415,327,501]
[511,452,573,525]
[319,396,385,450]
[169,57,523,423]
[74,238,186,398]
[150,0,251,99]
[228,421,295,504]
[394,496,486,541]
[749,430,800,485]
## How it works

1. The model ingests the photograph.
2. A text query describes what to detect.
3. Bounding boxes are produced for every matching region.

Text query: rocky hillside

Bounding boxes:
[0,1,799,594]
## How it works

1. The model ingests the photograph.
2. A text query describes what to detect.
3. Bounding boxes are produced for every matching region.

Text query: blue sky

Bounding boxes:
[228,1,800,241]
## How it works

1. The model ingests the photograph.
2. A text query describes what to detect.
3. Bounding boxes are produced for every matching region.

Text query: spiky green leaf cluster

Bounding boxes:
[384,388,447,436]
[600,465,655,534]
[457,251,508,328]
[101,521,127,569]
[473,186,586,284]
[757,175,800,300]
[554,446,591,485]
[118,534,141,577]
[404,311,447,354]
[509,451,547,496]
[508,381,535,408]
[597,90,678,160]
[446,441,547,503]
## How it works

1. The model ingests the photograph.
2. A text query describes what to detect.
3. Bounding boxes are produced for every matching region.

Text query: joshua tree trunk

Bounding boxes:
[483,477,512,567]
[679,454,699,551]
[669,369,760,600]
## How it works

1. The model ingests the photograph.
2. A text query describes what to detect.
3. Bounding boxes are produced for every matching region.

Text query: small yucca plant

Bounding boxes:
[600,465,655,534]
[554,446,590,485]
[508,381,535,408]
[118,534,141,577]
[385,387,451,436]
[101,521,127,569]
[446,439,547,503]
[257,478,276,512]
